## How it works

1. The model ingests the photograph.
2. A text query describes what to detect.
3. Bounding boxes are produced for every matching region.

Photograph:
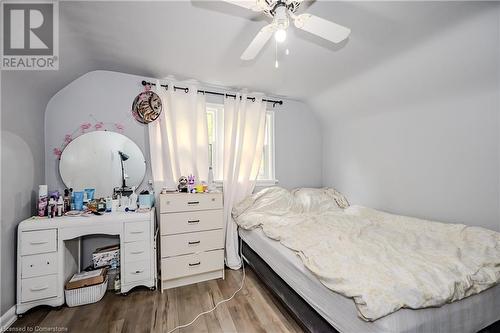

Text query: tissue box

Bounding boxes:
[139,193,154,209]
[92,244,120,268]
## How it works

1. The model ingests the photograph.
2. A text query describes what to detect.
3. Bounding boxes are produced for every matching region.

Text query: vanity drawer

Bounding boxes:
[161,230,224,257]
[21,274,58,302]
[124,260,150,283]
[124,221,149,242]
[160,193,222,213]
[160,210,223,235]
[21,252,58,278]
[21,229,57,256]
[161,249,224,281]
[123,241,149,263]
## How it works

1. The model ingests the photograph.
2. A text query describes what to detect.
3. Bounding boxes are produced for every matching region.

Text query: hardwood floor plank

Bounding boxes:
[11,269,304,333]
[164,288,180,332]
[201,280,238,333]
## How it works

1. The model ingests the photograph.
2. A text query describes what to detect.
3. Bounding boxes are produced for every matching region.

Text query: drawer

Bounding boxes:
[160,210,223,235]
[21,229,57,256]
[161,249,224,281]
[161,230,223,257]
[123,241,149,263]
[124,221,149,242]
[21,252,58,278]
[21,274,58,302]
[160,193,222,213]
[123,260,150,283]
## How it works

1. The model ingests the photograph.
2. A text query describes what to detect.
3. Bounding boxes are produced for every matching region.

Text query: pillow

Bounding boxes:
[232,187,299,219]
[292,187,350,212]
[327,187,350,209]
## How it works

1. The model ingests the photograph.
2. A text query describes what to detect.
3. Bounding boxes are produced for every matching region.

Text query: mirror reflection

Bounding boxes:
[59,131,146,197]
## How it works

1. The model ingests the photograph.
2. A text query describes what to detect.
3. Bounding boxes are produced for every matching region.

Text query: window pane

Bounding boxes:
[207,105,274,182]
[257,112,274,180]
[206,110,215,168]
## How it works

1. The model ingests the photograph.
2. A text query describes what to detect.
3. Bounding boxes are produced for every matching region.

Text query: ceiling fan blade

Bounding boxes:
[294,13,350,43]
[241,24,276,60]
[221,0,268,12]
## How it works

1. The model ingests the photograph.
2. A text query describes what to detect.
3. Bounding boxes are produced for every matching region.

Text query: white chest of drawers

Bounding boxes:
[160,193,224,290]
[16,210,157,314]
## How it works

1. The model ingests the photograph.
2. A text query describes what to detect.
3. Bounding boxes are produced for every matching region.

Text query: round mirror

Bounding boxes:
[59,131,146,197]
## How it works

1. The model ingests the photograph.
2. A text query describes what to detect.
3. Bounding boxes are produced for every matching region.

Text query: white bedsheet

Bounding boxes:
[240,228,500,333]
[233,187,500,321]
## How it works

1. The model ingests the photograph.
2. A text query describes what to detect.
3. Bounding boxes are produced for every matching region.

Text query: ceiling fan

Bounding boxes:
[222,0,351,60]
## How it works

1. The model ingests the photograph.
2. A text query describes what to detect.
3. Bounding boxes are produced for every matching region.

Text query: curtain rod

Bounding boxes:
[141,80,283,107]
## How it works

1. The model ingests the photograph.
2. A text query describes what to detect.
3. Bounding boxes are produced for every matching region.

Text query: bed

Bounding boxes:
[234,187,500,333]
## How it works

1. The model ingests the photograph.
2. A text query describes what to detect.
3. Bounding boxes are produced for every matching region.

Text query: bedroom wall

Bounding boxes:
[1,73,46,315]
[45,70,322,266]
[316,5,500,231]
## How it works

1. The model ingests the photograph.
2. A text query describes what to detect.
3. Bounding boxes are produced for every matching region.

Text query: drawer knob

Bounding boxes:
[187,220,200,224]
[47,261,50,265]
[189,262,201,267]
[211,198,215,202]
[188,241,200,245]
[30,264,33,267]
[133,270,144,274]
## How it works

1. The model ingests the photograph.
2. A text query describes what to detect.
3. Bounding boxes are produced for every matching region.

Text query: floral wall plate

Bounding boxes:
[132,90,162,124]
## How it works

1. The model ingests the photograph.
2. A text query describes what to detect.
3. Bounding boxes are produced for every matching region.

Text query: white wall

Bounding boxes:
[1,73,46,314]
[45,70,322,266]
[316,6,500,231]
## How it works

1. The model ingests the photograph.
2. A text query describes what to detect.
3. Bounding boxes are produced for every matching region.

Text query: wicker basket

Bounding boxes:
[65,277,108,307]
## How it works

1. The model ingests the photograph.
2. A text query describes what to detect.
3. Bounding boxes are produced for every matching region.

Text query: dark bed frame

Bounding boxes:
[240,239,500,333]
[241,240,338,333]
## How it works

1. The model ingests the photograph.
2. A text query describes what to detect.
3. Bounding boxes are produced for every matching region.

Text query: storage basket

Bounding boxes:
[65,277,108,307]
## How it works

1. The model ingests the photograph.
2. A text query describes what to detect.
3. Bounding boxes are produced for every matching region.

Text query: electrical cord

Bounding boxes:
[167,239,246,333]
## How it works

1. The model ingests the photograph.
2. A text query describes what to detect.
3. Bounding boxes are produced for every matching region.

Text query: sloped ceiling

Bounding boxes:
[2,1,498,114]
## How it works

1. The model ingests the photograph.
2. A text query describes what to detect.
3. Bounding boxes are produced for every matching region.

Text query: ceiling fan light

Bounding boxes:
[275,28,287,43]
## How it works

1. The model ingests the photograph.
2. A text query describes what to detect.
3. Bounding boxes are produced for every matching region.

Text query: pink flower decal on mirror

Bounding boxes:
[115,123,125,133]
[53,148,62,159]
[94,122,104,130]
[55,119,126,160]
[80,122,92,133]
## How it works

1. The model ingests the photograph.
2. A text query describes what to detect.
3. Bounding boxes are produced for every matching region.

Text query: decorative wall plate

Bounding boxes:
[132,90,162,124]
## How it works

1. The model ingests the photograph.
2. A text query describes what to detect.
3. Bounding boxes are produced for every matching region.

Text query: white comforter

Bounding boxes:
[233,187,500,321]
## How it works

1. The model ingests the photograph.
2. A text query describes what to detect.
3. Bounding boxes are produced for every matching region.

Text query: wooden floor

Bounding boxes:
[12,268,304,333]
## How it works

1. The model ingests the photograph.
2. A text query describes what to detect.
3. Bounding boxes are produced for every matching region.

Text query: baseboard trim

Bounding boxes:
[0,306,17,332]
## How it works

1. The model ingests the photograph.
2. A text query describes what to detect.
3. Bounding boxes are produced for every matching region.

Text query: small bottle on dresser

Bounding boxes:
[63,189,71,212]
[47,197,56,218]
[57,196,64,217]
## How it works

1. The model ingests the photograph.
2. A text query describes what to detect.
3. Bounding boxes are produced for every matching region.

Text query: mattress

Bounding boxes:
[239,227,500,333]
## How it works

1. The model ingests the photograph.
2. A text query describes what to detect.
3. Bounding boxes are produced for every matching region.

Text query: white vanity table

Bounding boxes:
[16,210,157,315]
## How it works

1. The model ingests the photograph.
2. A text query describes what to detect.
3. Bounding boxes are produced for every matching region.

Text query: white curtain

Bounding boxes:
[149,80,209,191]
[223,94,267,269]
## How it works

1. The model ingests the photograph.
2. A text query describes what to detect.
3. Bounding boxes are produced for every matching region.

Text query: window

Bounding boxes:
[207,103,276,184]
